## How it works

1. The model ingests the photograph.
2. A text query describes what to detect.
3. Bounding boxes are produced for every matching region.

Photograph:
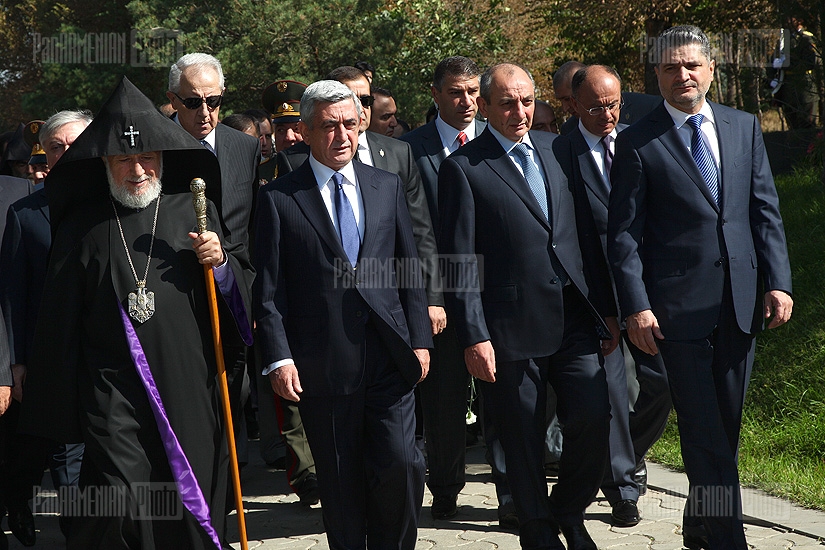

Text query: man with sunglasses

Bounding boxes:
[166,52,260,488]
[568,64,672,530]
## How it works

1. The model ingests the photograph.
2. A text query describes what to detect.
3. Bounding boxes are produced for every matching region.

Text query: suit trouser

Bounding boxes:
[599,343,637,504]
[273,397,315,490]
[480,291,609,549]
[299,323,425,550]
[658,286,753,550]
[417,326,469,500]
[624,335,671,467]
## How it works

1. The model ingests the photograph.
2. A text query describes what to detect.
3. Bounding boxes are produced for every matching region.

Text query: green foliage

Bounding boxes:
[1,0,505,125]
[650,166,825,510]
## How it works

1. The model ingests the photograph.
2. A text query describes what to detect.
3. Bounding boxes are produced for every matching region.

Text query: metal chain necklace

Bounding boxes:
[111,194,161,323]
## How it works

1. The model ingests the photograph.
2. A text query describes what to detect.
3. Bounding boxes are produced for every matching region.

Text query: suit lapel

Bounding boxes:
[421,121,446,175]
[364,133,389,171]
[290,163,351,266]
[476,130,551,231]
[652,105,719,211]
[571,129,609,208]
[710,102,732,213]
[354,163,381,260]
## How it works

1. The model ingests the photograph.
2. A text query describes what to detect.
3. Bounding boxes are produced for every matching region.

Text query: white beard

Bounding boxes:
[104,159,163,209]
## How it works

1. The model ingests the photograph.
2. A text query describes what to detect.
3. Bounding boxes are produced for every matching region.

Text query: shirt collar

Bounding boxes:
[308,154,358,190]
[663,100,716,130]
[577,120,618,151]
[173,113,217,149]
[358,131,371,153]
[488,125,535,154]
[435,114,476,148]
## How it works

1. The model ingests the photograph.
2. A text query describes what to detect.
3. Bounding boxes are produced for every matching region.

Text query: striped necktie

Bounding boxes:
[512,143,549,220]
[686,114,719,205]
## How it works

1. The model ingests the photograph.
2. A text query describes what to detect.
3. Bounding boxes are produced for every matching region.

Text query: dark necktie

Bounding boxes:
[457,131,468,147]
[332,172,360,267]
[512,143,549,220]
[201,140,216,157]
[600,134,614,189]
[686,114,719,205]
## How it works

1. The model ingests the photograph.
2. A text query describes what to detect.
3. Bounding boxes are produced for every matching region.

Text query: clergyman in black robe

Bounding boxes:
[20,77,253,550]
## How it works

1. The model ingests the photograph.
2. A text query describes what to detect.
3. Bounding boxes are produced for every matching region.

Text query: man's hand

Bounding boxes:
[465,341,496,382]
[428,306,447,336]
[11,364,25,403]
[188,231,225,267]
[268,364,302,402]
[626,309,664,356]
[414,348,430,383]
[0,386,10,416]
[765,290,793,329]
[601,316,621,356]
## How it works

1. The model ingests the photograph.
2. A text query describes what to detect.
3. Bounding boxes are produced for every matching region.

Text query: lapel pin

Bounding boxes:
[379,149,385,157]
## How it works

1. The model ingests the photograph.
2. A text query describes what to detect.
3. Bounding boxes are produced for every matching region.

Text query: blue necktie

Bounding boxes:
[201,139,217,157]
[332,172,360,267]
[686,114,719,205]
[512,143,549,220]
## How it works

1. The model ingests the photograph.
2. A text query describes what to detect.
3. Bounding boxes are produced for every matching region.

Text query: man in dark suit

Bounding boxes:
[255,80,432,549]
[0,109,92,546]
[400,55,512,523]
[0,175,31,245]
[568,65,672,528]
[439,62,619,550]
[277,67,442,330]
[167,53,260,252]
[275,67,442,505]
[556,61,662,135]
[608,26,793,550]
[167,52,260,471]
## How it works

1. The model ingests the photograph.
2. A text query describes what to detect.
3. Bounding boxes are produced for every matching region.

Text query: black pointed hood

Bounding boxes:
[46,76,222,236]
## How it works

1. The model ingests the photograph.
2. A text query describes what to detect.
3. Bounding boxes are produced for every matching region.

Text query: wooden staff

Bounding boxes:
[190,177,249,550]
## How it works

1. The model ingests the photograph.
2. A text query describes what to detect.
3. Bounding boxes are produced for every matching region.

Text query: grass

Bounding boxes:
[647,164,825,511]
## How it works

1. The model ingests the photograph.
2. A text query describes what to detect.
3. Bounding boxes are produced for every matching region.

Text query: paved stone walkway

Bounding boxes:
[17,441,825,549]
[225,443,825,549]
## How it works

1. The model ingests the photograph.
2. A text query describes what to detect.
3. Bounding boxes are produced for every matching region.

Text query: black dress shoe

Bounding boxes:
[559,523,597,550]
[683,532,709,549]
[497,501,519,530]
[296,474,320,506]
[7,505,36,547]
[611,499,641,527]
[430,495,458,520]
[635,460,648,496]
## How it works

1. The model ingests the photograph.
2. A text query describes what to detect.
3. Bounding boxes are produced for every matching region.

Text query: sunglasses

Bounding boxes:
[173,92,223,110]
[358,94,375,108]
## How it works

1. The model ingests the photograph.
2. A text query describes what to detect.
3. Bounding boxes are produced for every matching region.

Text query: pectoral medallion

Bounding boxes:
[128,284,155,323]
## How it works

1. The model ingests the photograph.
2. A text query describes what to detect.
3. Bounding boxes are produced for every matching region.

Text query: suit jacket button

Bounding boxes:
[552,242,557,248]
[356,310,363,318]
[550,276,560,284]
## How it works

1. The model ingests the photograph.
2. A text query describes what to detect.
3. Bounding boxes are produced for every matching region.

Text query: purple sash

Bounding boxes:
[117,302,222,549]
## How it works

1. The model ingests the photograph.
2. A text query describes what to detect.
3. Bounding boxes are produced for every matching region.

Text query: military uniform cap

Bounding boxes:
[261,80,307,123]
[24,120,47,165]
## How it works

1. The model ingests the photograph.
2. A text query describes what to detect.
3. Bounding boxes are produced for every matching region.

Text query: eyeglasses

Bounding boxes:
[358,95,375,108]
[173,92,223,110]
[584,101,623,116]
